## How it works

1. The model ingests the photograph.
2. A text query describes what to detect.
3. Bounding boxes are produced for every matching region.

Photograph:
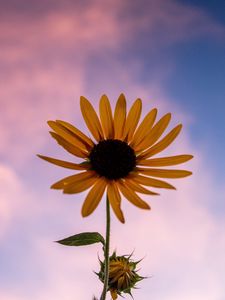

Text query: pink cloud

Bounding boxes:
[1,130,225,299]
[1,0,223,168]
[0,165,24,238]
[0,1,225,299]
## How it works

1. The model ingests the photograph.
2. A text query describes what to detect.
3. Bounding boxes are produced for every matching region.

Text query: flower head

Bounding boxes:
[38,94,193,223]
[97,251,145,299]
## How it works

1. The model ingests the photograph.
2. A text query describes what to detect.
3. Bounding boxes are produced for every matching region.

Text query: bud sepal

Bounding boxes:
[96,251,145,299]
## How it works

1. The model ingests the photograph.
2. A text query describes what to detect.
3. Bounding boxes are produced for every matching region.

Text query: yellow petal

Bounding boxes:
[63,176,97,194]
[130,108,157,148]
[107,182,125,223]
[55,120,94,149]
[123,98,142,142]
[135,113,171,152]
[114,94,126,139]
[117,180,150,209]
[50,132,87,158]
[37,154,90,170]
[110,289,118,300]
[80,96,104,141]
[138,155,193,166]
[99,94,114,139]
[131,174,176,189]
[137,167,193,178]
[81,177,107,217]
[125,177,159,195]
[51,171,95,189]
[48,121,89,152]
[138,124,182,159]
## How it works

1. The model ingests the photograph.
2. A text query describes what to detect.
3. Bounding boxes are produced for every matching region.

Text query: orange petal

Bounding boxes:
[135,113,171,152]
[117,180,150,209]
[137,155,193,167]
[110,289,118,300]
[81,177,107,217]
[114,94,126,140]
[125,177,159,195]
[48,121,89,151]
[37,154,90,170]
[123,98,142,142]
[137,167,192,178]
[99,95,114,139]
[63,176,97,194]
[138,124,182,159]
[50,131,88,158]
[80,96,104,141]
[131,174,176,189]
[107,182,125,223]
[55,120,94,149]
[130,108,157,148]
[51,171,95,189]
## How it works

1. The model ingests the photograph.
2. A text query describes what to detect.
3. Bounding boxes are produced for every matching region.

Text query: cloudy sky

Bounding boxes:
[0,0,225,299]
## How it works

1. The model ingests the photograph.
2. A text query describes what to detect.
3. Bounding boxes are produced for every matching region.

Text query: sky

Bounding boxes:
[0,0,225,299]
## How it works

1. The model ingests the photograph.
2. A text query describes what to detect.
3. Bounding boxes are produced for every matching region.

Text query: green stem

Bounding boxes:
[100,197,111,300]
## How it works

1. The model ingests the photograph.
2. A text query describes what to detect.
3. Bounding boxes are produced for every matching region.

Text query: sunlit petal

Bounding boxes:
[137,155,193,166]
[37,154,90,170]
[50,132,88,158]
[63,176,97,194]
[81,177,107,217]
[135,113,171,152]
[137,167,193,178]
[56,120,94,149]
[117,180,150,209]
[131,174,176,189]
[99,94,114,139]
[138,124,182,159]
[130,108,157,148]
[125,177,159,195]
[123,98,142,142]
[114,94,126,139]
[80,96,104,141]
[48,120,89,151]
[51,171,96,189]
[107,182,125,223]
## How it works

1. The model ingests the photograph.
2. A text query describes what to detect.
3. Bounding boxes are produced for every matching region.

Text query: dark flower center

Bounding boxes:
[89,139,136,180]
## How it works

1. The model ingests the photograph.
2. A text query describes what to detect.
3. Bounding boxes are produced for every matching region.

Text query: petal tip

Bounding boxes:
[80,96,89,105]
[119,216,125,224]
[167,112,172,119]
[146,204,151,210]
[119,92,125,97]
[118,93,126,103]
[81,210,89,218]
[136,98,142,104]
[47,120,53,127]
[186,171,193,176]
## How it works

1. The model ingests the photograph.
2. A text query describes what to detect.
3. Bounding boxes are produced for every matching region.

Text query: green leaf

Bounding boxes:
[56,232,105,246]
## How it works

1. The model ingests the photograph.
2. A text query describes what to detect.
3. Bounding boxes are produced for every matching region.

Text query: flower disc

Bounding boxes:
[89,139,136,180]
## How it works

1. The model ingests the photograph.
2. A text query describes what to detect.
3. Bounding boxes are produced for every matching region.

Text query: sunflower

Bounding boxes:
[38,94,193,223]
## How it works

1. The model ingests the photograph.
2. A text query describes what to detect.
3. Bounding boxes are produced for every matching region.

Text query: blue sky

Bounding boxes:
[0,0,225,299]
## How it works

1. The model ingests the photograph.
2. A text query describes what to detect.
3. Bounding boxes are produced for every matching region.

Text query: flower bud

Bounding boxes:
[96,251,145,299]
